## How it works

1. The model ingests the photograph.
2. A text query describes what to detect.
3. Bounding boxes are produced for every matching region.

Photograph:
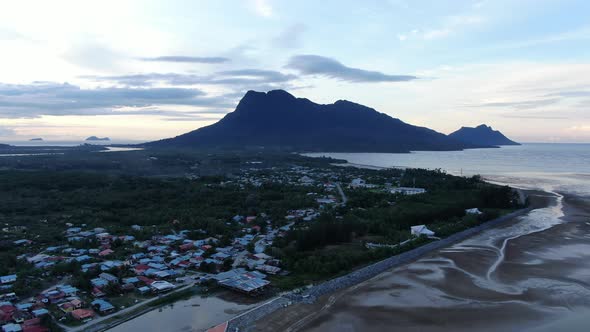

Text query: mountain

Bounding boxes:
[29,138,43,141]
[148,90,485,152]
[0,143,9,148]
[449,124,520,146]
[86,136,110,141]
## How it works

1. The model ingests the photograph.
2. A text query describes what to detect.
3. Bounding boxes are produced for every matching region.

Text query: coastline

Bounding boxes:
[227,189,550,332]
[252,189,590,332]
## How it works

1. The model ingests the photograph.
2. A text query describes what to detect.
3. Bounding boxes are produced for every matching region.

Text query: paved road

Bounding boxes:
[335,183,347,205]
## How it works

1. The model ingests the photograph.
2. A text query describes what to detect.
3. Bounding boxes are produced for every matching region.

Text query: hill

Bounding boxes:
[449,124,520,146]
[148,90,484,152]
[86,136,111,141]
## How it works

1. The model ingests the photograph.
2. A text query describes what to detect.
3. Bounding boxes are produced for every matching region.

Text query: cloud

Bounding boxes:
[0,27,25,41]
[272,24,306,49]
[545,90,590,98]
[569,125,590,132]
[0,82,233,118]
[251,0,273,17]
[500,112,569,120]
[215,69,296,83]
[84,69,298,87]
[492,26,590,51]
[423,29,451,40]
[286,55,417,83]
[140,56,230,64]
[470,98,561,110]
[400,14,485,41]
[0,126,15,136]
[63,42,124,71]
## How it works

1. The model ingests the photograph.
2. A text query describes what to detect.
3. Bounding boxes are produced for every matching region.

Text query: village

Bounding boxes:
[0,162,504,332]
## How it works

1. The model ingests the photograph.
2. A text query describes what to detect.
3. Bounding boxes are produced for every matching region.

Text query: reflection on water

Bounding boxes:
[109,292,261,332]
[98,147,144,153]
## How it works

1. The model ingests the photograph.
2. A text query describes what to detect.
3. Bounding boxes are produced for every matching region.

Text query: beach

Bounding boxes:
[252,189,590,332]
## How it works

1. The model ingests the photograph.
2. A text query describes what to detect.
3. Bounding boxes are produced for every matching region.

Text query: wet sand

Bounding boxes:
[254,191,590,332]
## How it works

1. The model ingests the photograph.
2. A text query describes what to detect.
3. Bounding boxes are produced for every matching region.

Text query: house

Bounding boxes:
[299,176,314,185]
[91,287,105,298]
[21,318,46,332]
[466,208,483,215]
[133,264,150,275]
[98,273,118,284]
[136,286,151,295]
[98,249,114,257]
[31,309,49,317]
[1,323,21,332]
[137,276,154,285]
[215,269,270,296]
[74,255,91,263]
[410,225,435,237]
[13,240,31,247]
[391,187,427,195]
[91,299,115,315]
[122,277,140,285]
[22,325,49,332]
[0,275,16,285]
[58,302,75,313]
[43,290,65,304]
[71,308,95,321]
[179,243,194,252]
[149,281,175,293]
[90,278,109,288]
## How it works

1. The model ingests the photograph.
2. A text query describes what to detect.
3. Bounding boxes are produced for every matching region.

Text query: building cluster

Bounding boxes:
[1,277,50,332]
[2,165,424,330]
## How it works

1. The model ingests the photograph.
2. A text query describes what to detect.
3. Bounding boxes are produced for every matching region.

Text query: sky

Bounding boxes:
[1,0,589,143]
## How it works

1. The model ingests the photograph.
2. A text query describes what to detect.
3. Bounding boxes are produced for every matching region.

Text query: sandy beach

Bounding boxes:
[253,190,590,332]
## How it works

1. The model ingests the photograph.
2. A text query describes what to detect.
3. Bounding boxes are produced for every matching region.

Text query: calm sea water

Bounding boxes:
[305,143,590,196]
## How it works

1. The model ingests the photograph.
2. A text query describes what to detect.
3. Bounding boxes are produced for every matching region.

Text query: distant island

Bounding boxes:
[85,136,111,141]
[29,138,43,141]
[449,124,520,146]
[0,143,9,148]
[148,90,491,152]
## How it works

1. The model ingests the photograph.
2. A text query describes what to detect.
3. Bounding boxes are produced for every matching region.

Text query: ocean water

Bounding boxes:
[305,143,590,196]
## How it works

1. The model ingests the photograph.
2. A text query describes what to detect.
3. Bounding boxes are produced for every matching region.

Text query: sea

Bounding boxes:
[305,143,590,197]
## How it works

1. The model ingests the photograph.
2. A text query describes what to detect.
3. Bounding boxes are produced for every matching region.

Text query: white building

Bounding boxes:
[350,178,366,188]
[149,280,175,293]
[410,225,435,237]
[465,208,483,215]
[299,176,314,185]
[391,187,427,195]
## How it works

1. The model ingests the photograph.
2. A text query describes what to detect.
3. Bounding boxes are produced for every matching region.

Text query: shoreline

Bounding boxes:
[227,189,550,332]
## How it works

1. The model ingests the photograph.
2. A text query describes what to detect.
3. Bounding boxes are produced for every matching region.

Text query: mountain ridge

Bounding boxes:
[147,90,489,152]
[449,124,520,146]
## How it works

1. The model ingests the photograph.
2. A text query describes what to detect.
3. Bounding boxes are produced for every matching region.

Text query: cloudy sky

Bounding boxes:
[1,0,589,143]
